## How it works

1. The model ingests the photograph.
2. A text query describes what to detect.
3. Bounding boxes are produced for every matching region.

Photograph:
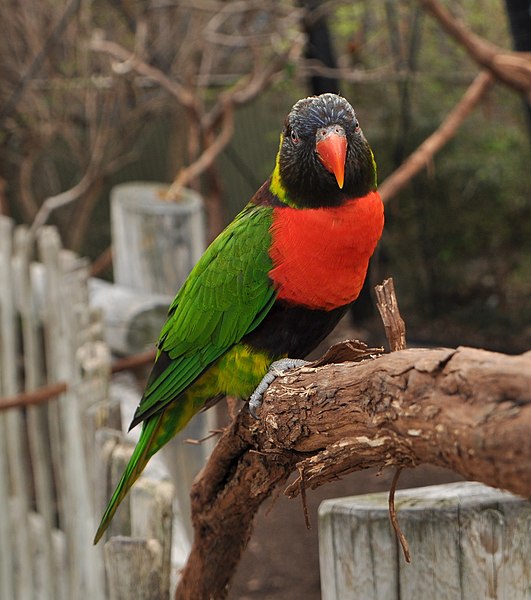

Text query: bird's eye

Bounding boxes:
[290,128,300,144]
[354,120,361,133]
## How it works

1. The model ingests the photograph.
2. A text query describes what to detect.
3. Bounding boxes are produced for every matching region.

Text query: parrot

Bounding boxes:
[94,93,384,543]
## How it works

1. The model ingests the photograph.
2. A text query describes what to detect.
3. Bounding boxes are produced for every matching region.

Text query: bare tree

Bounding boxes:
[90,1,305,239]
[0,0,165,249]
[1,1,304,248]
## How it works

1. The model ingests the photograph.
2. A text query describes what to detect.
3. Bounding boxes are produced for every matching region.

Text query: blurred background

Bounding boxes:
[1,0,529,353]
[0,1,530,598]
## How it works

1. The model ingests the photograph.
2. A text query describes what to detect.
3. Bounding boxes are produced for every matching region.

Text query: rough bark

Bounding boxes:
[175,342,531,599]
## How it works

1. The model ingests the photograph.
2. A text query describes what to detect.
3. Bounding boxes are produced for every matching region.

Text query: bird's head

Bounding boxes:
[273,93,377,208]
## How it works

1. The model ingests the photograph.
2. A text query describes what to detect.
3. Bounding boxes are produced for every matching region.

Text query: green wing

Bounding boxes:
[130,203,276,426]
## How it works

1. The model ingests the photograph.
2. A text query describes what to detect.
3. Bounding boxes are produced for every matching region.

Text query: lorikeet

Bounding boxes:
[94,93,384,543]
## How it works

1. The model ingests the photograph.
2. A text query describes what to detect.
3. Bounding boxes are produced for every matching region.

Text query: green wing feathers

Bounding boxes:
[130,204,276,425]
[94,204,276,543]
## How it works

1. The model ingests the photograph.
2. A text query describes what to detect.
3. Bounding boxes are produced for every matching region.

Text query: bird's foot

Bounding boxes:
[248,358,309,419]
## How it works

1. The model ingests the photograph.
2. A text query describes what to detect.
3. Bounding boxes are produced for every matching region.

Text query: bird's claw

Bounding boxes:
[248,358,309,419]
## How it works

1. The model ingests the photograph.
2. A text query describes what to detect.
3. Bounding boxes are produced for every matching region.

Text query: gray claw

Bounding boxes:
[248,358,308,419]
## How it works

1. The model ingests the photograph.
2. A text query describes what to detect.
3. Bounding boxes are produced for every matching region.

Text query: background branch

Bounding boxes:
[419,0,531,94]
[378,70,495,202]
[89,34,197,111]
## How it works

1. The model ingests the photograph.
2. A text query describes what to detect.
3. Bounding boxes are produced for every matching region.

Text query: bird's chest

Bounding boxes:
[268,192,384,310]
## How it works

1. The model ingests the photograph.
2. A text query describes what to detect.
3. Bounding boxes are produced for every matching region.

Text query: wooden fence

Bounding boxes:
[0,217,173,600]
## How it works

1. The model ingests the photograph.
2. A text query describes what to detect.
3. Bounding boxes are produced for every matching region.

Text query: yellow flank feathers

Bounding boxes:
[148,344,273,459]
[215,344,273,398]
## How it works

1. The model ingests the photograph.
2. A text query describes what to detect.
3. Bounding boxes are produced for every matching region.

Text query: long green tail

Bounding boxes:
[93,411,164,544]
[94,345,271,543]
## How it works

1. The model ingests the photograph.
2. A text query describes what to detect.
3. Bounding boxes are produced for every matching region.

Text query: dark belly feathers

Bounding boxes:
[242,299,348,359]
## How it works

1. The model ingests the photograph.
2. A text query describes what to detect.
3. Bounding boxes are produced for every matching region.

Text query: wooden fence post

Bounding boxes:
[1,219,120,599]
[0,217,18,599]
[104,537,167,600]
[0,217,34,600]
[99,438,174,599]
[319,481,531,600]
[38,226,107,600]
[110,181,215,561]
[131,478,174,596]
[13,225,57,599]
[1,218,177,599]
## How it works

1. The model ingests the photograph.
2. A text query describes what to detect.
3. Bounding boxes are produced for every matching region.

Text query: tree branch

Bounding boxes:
[29,93,113,235]
[175,342,531,599]
[89,33,197,111]
[378,0,531,203]
[418,0,531,95]
[378,70,495,202]
[0,349,156,411]
[165,104,234,199]
[29,168,96,235]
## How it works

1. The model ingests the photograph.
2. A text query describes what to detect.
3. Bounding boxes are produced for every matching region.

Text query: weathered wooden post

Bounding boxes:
[110,181,215,563]
[319,481,531,600]
[39,227,107,600]
[111,182,205,296]
[0,217,31,599]
[102,468,174,600]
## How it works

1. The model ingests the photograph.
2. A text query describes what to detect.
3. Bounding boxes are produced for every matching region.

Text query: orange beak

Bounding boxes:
[316,126,347,189]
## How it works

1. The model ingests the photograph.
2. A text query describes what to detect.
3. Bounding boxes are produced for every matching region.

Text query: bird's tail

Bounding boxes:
[93,411,164,544]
